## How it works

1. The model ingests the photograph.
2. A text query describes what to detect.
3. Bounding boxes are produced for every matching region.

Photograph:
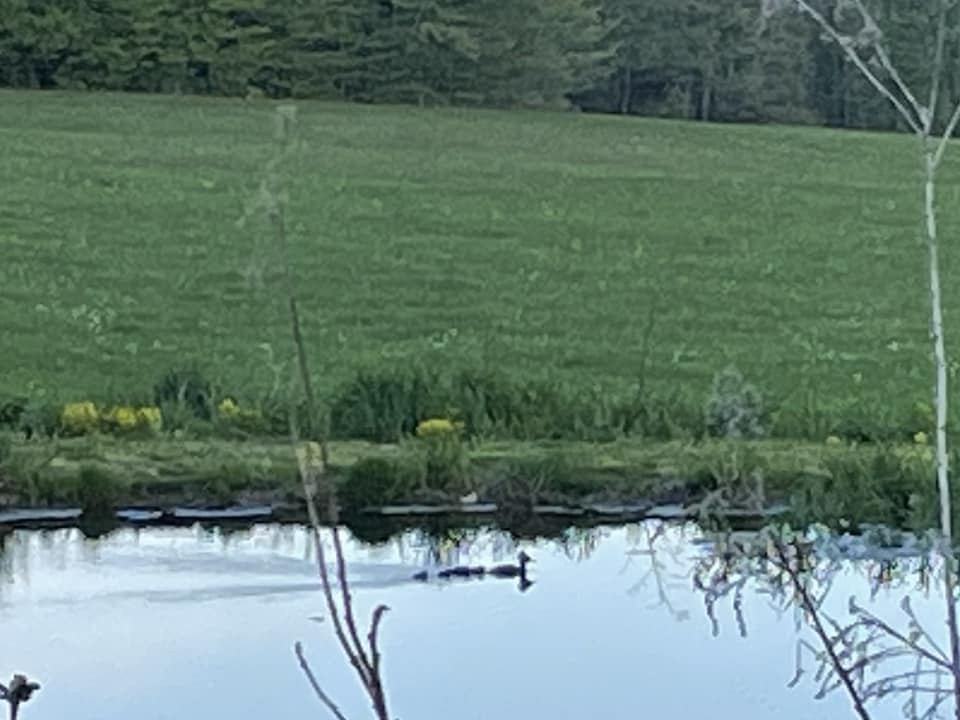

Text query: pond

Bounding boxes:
[0,520,951,720]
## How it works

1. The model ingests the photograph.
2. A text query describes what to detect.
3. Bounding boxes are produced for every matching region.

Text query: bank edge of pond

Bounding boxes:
[0,433,939,533]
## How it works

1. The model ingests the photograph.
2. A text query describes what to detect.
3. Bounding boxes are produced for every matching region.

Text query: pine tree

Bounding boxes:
[284,0,385,99]
[387,0,483,105]
[479,0,616,108]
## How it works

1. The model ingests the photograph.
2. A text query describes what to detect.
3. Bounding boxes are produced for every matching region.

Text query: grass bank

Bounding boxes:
[0,432,949,535]
[2,90,959,436]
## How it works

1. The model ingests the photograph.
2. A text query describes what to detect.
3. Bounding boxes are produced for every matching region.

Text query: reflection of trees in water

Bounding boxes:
[556,525,610,562]
[0,530,13,589]
[691,527,956,720]
[620,520,697,622]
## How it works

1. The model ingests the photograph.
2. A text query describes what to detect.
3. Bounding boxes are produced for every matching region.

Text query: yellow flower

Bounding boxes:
[106,405,138,429]
[416,418,463,437]
[914,431,929,445]
[825,435,843,446]
[61,402,99,434]
[218,397,241,418]
[136,406,163,432]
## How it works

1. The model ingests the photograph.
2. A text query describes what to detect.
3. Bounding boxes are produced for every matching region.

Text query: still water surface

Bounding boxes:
[0,521,950,720]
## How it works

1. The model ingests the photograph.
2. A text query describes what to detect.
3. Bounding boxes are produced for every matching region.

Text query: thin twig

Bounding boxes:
[773,539,873,720]
[300,466,374,688]
[933,101,960,169]
[270,105,390,718]
[853,608,952,671]
[850,0,926,125]
[330,525,377,682]
[369,605,390,682]
[295,642,351,720]
[925,0,951,134]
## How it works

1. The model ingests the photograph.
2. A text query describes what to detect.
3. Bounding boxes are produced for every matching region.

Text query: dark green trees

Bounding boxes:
[0,0,957,132]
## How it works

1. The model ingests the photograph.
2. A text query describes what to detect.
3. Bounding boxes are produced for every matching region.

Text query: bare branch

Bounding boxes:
[771,539,873,720]
[791,0,922,133]
[850,0,927,126]
[294,642,350,720]
[369,605,390,678]
[301,467,374,689]
[933,101,960,170]
[903,595,950,663]
[853,607,952,671]
[925,0,951,132]
[330,525,377,682]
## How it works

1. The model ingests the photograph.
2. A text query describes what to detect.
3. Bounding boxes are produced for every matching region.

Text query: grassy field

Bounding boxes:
[2,90,960,428]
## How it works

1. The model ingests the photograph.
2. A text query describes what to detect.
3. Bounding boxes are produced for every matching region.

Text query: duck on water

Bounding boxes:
[412,551,533,582]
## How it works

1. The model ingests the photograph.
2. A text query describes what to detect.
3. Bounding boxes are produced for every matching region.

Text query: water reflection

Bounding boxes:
[689,527,954,719]
[0,520,952,720]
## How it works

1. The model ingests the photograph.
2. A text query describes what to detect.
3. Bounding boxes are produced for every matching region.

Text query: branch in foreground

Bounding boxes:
[257,103,394,720]
[295,641,350,720]
[296,441,392,720]
[784,0,922,133]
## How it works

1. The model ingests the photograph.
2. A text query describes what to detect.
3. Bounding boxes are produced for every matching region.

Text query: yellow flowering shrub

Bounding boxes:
[218,398,241,418]
[101,404,163,435]
[61,402,100,435]
[105,405,139,429]
[215,397,262,435]
[413,417,470,493]
[136,406,163,433]
[416,418,464,437]
[57,401,161,437]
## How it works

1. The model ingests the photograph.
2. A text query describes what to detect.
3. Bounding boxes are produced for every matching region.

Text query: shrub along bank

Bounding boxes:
[0,363,947,535]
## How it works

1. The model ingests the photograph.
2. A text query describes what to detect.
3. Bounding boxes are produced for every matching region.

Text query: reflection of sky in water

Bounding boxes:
[0,522,951,720]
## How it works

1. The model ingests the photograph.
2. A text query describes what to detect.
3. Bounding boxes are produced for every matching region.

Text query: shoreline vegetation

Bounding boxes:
[0,429,946,536]
[0,355,948,537]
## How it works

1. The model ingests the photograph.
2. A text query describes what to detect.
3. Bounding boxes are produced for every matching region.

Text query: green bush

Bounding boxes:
[328,363,714,443]
[790,445,934,532]
[0,434,11,465]
[0,396,27,429]
[77,464,124,514]
[412,423,471,495]
[769,387,834,441]
[17,471,64,507]
[337,455,425,514]
[452,369,566,439]
[329,366,449,443]
[19,401,61,439]
[624,388,704,440]
[826,398,905,444]
[153,367,213,421]
[487,449,595,505]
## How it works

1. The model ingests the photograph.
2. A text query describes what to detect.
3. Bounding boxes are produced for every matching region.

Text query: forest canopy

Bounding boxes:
[0,0,955,132]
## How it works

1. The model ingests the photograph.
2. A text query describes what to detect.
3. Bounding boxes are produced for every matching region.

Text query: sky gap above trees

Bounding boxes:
[1,0,959,132]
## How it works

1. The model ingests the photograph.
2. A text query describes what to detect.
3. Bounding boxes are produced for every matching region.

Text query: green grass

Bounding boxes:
[2,89,959,423]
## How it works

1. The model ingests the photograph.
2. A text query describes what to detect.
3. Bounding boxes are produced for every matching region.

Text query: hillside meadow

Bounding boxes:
[1,90,959,435]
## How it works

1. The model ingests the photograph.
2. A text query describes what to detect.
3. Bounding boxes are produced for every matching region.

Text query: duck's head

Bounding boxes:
[518,550,534,565]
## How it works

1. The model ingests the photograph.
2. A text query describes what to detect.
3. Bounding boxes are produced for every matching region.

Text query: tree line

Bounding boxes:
[1,0,958,132]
